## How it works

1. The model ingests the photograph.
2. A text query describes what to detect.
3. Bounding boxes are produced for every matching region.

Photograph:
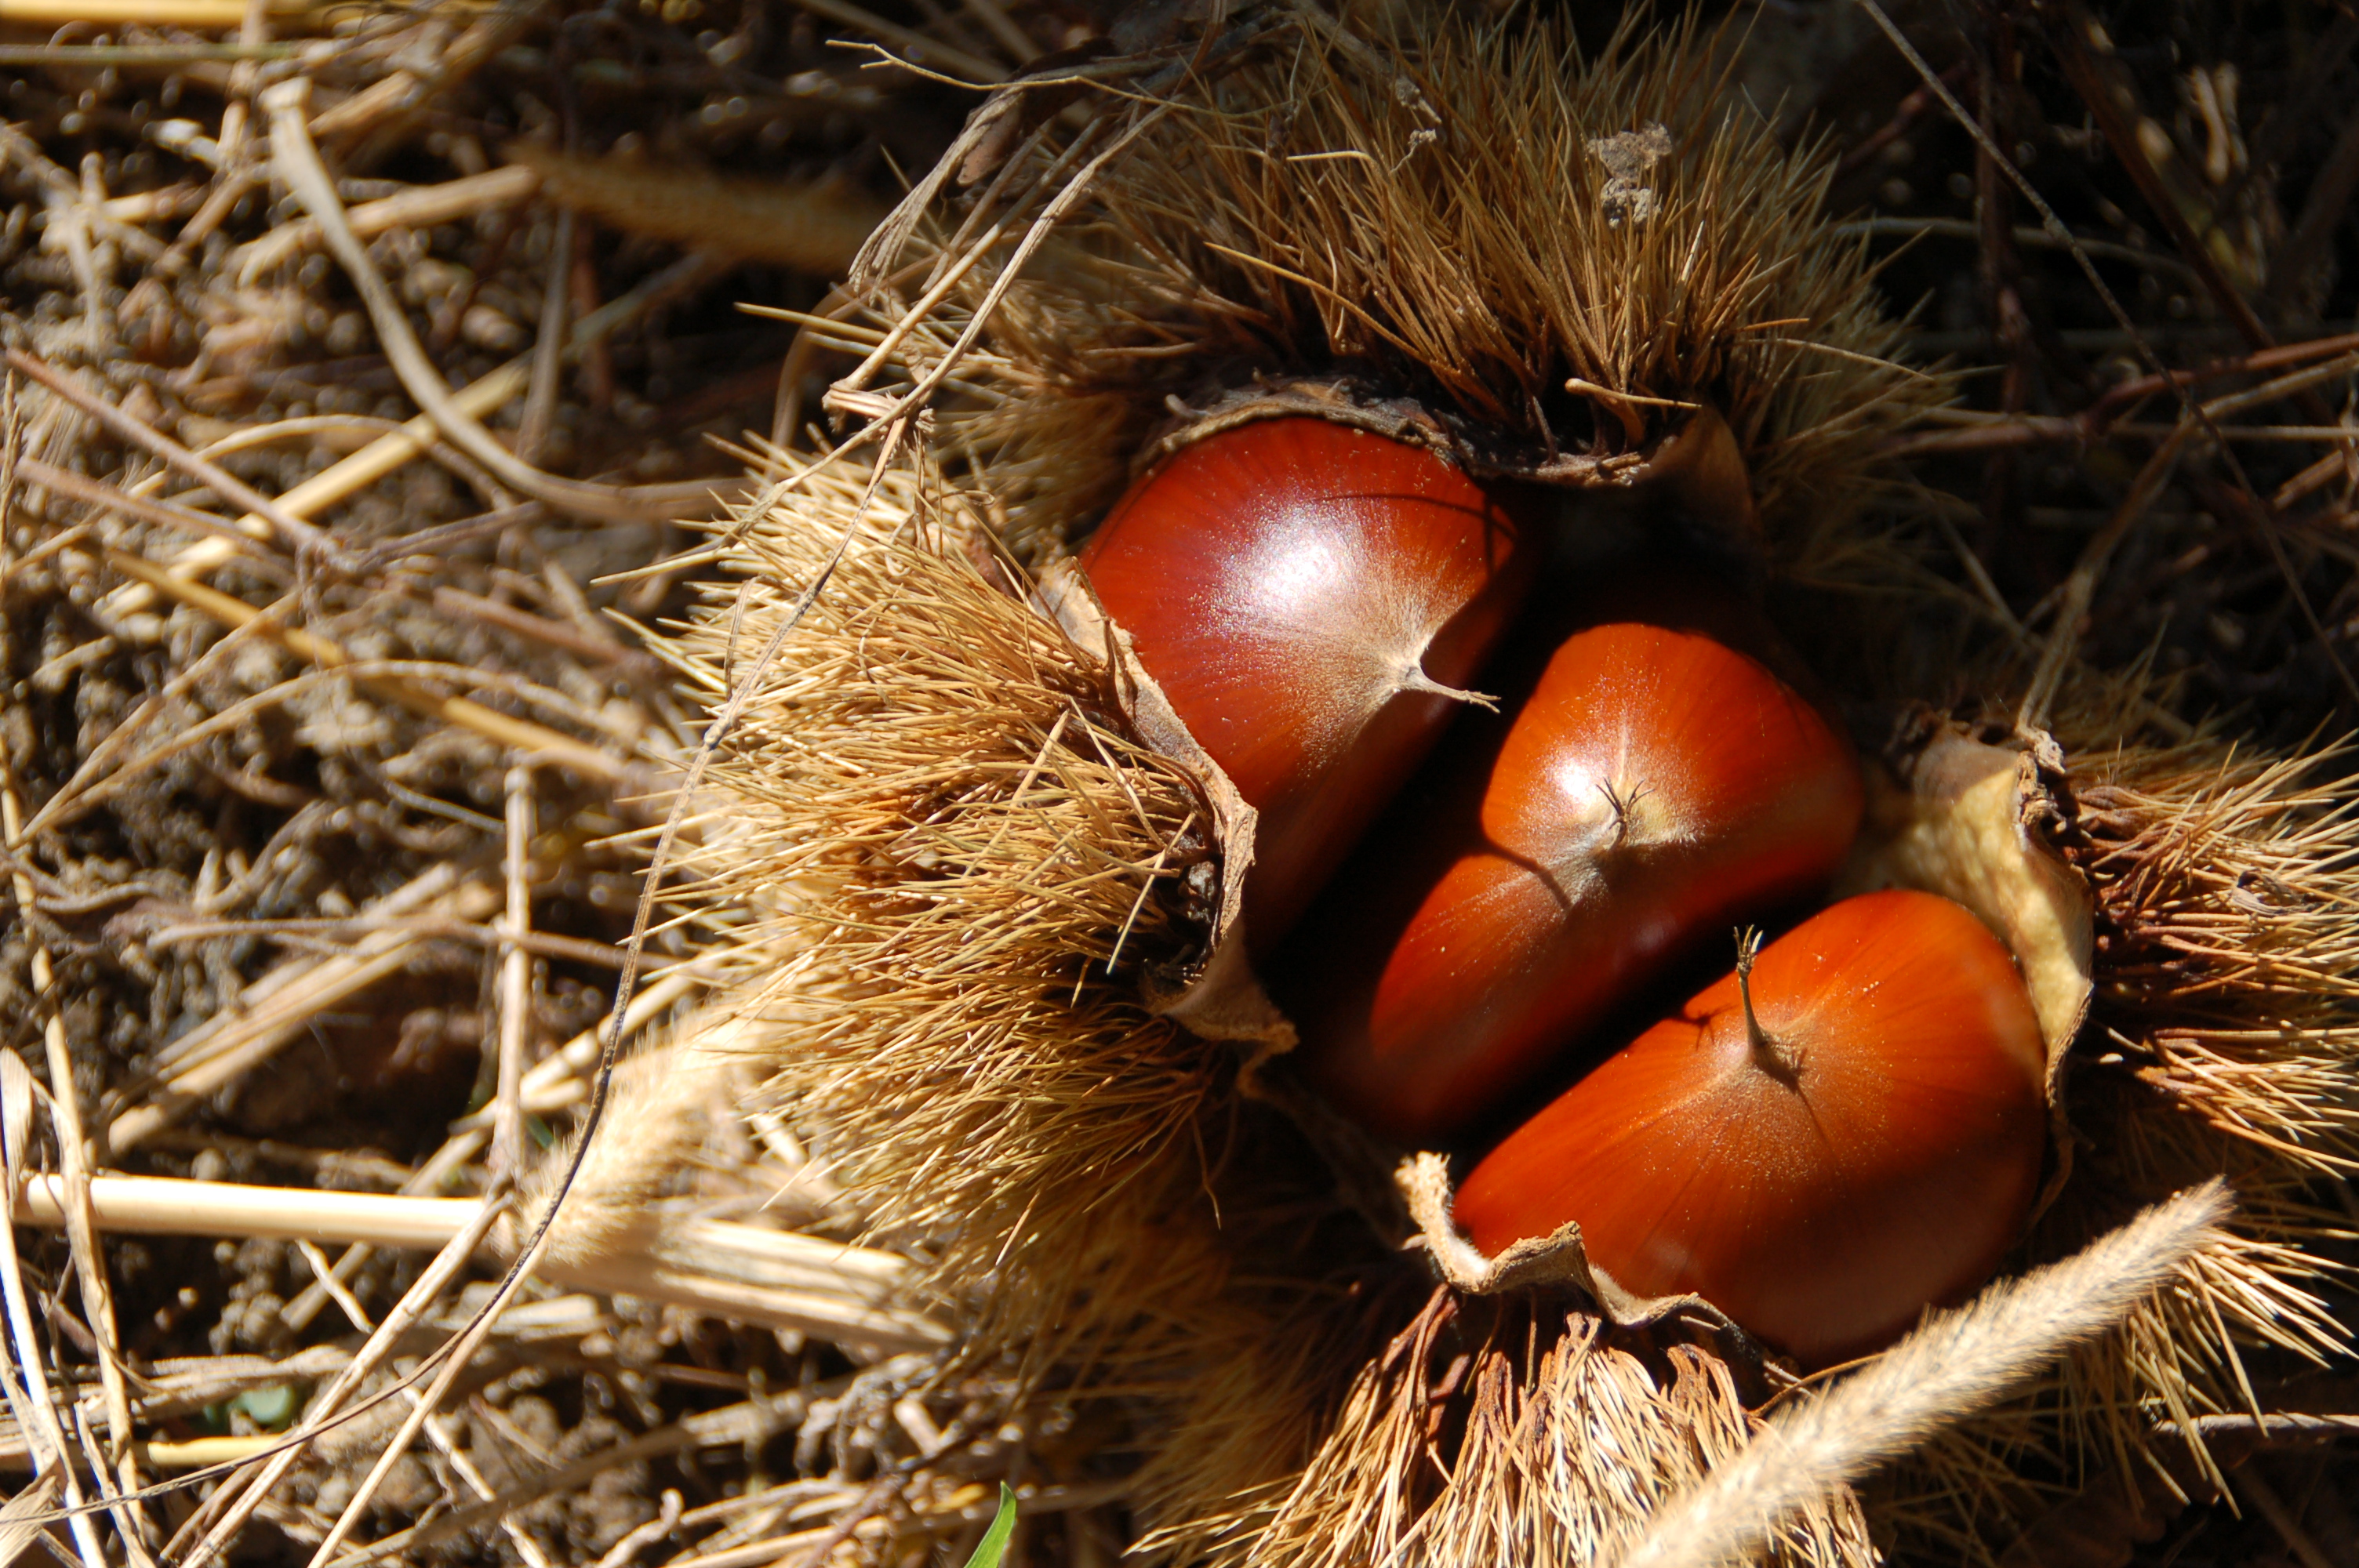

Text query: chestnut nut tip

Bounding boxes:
[1731,924,1801,1083]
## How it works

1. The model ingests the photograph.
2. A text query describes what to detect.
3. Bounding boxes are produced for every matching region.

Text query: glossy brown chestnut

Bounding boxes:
[1285,593,1863,1144]
[1078,417,1533,947]
[1452,889,2050,1368]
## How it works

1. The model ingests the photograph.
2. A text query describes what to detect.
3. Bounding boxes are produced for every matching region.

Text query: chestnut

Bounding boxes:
[1078,416,1534,947]
[1283,589,1864,1143]
[1452,889,2051,1368]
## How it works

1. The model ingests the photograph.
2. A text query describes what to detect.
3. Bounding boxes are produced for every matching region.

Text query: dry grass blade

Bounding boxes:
[1616,1182,2233,1568]
[314,1391,854,1568]
[783,0,1006,83]
[0,1474,65,1568]
[0,0,322,24]
[278,1132,485,1336]
[0,674,151,1558]
[0,1124,115,1568]
[458,967,714,1124]
[296,1180,562,1568]
[8,1174,949,1347]
[507,145,889,276]
[493,766,535,1178]
[0,402,114,1568]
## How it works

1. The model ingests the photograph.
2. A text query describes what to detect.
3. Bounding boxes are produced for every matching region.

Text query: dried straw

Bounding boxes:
[1619,1182,2232,1568]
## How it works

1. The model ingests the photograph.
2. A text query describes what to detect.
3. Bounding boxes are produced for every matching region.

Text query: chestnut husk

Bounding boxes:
[638,11,2357,1568]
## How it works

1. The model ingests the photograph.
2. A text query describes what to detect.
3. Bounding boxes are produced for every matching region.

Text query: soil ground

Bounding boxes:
[2,1,2355,1564]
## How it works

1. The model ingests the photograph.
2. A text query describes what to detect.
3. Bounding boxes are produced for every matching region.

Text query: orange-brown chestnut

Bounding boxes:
[1452,889,2050,1368]
[1078,417,1533,947]
[1283,595,1863,1144]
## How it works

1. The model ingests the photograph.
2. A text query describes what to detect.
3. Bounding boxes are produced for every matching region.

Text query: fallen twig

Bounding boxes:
[231,165,541,285]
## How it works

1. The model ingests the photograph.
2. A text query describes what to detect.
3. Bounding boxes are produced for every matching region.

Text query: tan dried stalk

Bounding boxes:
[1618,1182,2232,1568]
[8,1173,946,1349]
[503,145,889,276]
